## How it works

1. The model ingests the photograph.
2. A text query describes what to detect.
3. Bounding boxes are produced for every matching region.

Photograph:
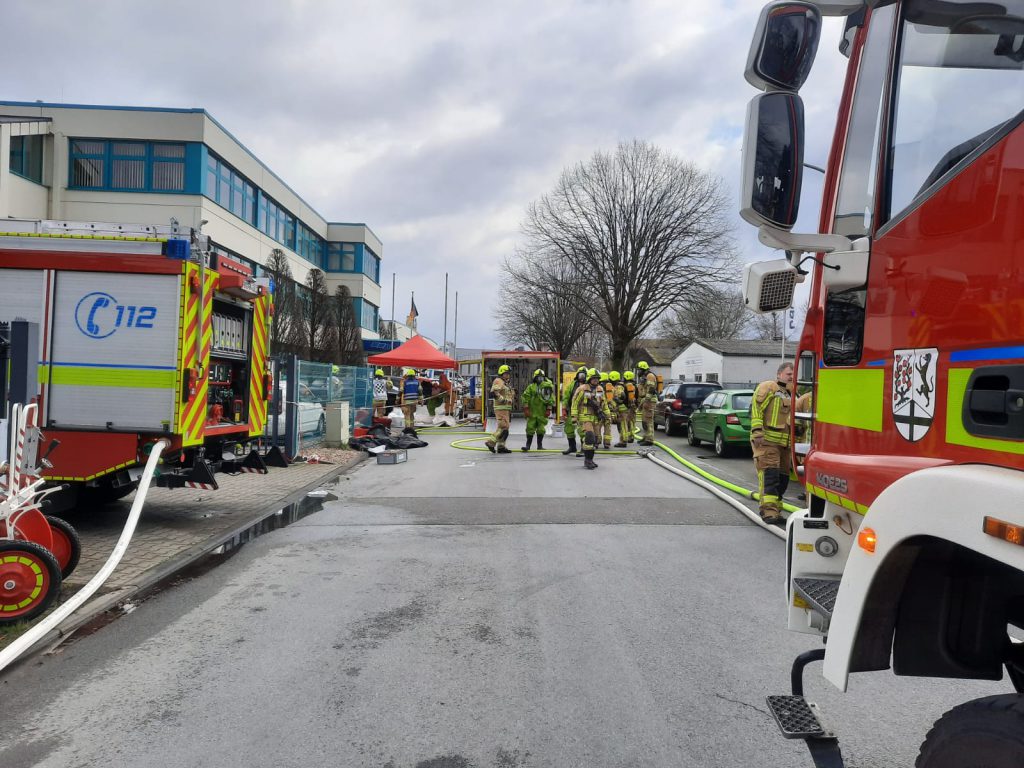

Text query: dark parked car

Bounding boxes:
[686,389,754,457]
[654,381,723,436]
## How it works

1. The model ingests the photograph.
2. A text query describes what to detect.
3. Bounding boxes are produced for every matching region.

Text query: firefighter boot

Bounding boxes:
[536,434,544,450]
[485,440,496,453]
[562,437,577,456]
[521,435,534,453]
[497,446,512,454]
[583,450,597,470]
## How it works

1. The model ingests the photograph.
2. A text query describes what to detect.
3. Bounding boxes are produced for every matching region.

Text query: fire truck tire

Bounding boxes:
[916,694,1024,768]
[77,481,137,507]
[44,516,81,579]
[0,540,61,624]
[687,422,701,447]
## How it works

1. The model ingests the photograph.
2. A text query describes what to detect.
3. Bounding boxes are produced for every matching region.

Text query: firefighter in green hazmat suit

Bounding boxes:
[521,368,555,452]
[571,368,612,470]
[561,365,589,457]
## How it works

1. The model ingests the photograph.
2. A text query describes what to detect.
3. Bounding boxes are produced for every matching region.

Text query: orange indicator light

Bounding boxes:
[857,527,877,553]
[983,517,1024,547]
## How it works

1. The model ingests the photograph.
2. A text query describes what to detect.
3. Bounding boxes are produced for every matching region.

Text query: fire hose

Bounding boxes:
[0,438,169,673]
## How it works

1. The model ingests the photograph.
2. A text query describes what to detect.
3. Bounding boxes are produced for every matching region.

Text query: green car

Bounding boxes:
[686,389,754,457]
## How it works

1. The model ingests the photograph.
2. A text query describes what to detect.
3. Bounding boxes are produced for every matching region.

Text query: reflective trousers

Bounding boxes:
[753,437,790,517]
[492,409,511,447]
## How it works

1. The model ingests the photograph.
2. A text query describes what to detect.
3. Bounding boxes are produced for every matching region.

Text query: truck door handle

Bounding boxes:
[963,365,1024,440]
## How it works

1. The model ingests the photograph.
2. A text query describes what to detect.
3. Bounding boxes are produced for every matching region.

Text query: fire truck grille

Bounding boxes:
[758,271,796,312]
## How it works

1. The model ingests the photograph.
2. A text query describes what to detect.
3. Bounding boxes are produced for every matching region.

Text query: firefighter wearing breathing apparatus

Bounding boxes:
[609,371,630,447]
[571,368,612,470]
[622,370,638,444]
[750,361,794,524]
[485,364,515,454]
[561,365,589,457]
[636,360,659,446]
[521,369,555,452]
[599,372,615,449]
[373,368,388,417]
[401,368,421,427]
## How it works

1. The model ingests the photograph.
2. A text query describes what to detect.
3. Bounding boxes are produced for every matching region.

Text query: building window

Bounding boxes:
[362,247,381,283]
[325,242,360,272]
[69,139,186,193]
[706,373,719,383]
[695,374,703,382]
[352,298,379,331]
[205,152,256,224]
[256,192,295,250]
[297,222,324,266]
[9,135,43,183]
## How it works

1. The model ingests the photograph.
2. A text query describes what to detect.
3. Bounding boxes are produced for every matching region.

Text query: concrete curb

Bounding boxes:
[15,453,367,665]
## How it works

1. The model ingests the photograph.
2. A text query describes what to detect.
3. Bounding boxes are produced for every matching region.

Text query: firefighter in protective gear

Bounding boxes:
[372,368,388,417]
[571,368,612,470]
[401,368,421,427]
[521,369,555,452]
[486,364,515,454]
[599,372,615,449]
[750,361,794,524]
[622,370,638,444]
[562,365,589,456]
[609,371,630,447]
[636,360,659,445]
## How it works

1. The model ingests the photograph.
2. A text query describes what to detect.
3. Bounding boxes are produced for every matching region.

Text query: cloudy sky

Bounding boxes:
[7,0,849,348]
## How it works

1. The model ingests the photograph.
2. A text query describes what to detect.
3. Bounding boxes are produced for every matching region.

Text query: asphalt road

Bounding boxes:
[0,430,1006,768]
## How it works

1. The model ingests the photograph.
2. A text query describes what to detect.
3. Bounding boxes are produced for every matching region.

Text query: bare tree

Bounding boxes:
[301,268,333,360]
[493,258,591,356]
[514,140,735,369]
[378,318,398,340]
[750,311,784,341]
[658,286,749,346]
[265,249,298,354]
[334,285,366,365]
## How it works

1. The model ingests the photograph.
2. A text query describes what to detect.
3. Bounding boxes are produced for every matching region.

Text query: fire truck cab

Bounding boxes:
[741,1,1024,765]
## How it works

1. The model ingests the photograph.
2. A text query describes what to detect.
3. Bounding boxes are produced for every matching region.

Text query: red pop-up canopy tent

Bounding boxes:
[366,335,457,369]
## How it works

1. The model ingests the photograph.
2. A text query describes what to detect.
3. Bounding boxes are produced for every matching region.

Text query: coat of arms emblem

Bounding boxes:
[892,348,938,442]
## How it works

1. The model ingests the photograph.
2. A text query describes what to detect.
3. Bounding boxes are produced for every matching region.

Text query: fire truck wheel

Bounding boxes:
[77,481,137,507]
[44,516,82,579]
[916,694,1024,768]
[0,540,62,624]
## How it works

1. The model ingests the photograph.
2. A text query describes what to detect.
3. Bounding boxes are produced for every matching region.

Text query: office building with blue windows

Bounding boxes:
[0,101,383,339]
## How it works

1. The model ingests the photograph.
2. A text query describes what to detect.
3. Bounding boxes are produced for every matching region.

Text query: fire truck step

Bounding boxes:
[793,577,841,618]
[766,695,828,738]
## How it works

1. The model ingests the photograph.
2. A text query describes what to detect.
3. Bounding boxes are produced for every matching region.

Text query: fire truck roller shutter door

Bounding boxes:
[47,272,182,431]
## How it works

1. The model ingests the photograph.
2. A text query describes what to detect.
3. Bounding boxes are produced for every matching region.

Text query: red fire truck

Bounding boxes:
[741,1,1024,765]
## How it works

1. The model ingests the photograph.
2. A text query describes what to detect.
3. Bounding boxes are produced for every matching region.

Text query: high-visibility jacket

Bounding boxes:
[613,383,628,411]
[571,384,612,424]
[563,375,586,414]
[373,377,388,402]
[491,377,515,411]
[638,372,660,402]
[402,378,421,404]
[751,380,792,447]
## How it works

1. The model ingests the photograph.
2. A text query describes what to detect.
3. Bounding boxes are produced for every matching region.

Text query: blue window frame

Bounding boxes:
[205,152,256,224]
[9,135,43,183]
[296,222,325,266]
[352,298,378,331]
[69,139,187,192]
[256,193,296,250]
[362,247,381,283]
[325,242,380,283]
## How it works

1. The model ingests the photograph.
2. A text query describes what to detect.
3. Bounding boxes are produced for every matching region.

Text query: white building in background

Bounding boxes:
[0,101,383,340]
[671,339,788,386]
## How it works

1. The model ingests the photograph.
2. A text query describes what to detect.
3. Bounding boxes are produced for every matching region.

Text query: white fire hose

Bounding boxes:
[0,438,169,673]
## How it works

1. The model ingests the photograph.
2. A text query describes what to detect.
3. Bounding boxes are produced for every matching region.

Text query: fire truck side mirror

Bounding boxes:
[740,91,805,231]
[745,2,823,93]
[821,237,871,294]
[743,259,803,315]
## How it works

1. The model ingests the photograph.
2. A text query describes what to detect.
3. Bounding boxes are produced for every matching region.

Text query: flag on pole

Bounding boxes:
[407,293,419,328]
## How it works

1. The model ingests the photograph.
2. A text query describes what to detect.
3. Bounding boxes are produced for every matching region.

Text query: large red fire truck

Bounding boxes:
[741,1,1024,765]
[0,219,284,511]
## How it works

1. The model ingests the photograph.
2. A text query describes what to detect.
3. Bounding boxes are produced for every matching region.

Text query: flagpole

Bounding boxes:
[391,272,396,328]
[453,291,459,360]
[443,272,449,356]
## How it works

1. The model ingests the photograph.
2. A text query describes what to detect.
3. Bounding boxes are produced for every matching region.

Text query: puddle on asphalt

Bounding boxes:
[213,489,339,555]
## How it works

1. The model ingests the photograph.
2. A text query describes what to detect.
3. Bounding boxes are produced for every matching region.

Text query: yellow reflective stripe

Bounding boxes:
[806,483,869,516]
[0,232,164,242]
[946,368,1024,455]
[816,368,884,432]
[825,491,842,505]
[49,365,175,389]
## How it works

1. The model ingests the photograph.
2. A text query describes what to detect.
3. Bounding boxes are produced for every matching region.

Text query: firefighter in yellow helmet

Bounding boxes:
[635,360,659,445]
[485,363,515,454]
[622,370,638,444]
[571,368,611,469]
[608,371,630,447]
[521,368,555,452]
[599,372,615,449]
[562,365,589,457]
[372,368,388,418]
[401,368,421,428]
[750,361,794,524]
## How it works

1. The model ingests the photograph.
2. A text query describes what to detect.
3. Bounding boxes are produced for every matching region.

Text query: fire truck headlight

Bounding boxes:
[814,536,838,557]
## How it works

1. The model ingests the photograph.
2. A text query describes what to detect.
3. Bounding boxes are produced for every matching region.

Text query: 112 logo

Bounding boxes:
[74,292,158,339]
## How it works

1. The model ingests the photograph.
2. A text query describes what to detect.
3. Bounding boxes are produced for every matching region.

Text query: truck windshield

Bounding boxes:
[885,0,1024,223]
